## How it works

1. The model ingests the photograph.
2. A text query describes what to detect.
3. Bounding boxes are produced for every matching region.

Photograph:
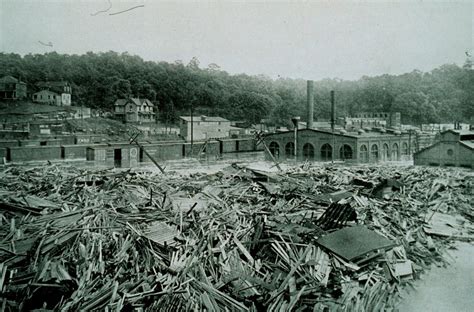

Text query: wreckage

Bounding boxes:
[0,162,472,311]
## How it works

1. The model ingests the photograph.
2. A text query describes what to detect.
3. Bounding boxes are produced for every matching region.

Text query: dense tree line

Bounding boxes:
[0,51,472,126]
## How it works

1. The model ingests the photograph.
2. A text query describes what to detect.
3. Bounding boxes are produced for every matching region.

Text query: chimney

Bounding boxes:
[330,90,335,132]
[307,80,314,129]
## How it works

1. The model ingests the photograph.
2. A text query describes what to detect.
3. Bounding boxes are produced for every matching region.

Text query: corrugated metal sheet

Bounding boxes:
[316,225,394,261]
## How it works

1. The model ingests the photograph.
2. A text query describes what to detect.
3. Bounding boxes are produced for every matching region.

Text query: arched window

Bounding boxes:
[320,143,332,161]
[339,144,353,160]
[359,145,368,162]
[402,142,409,155]
[303,143,315,159]
[382,143,390,161]
[269,142,280,158]
[392,143,399,161]
[285,142,294,157]
[371,144,379,161]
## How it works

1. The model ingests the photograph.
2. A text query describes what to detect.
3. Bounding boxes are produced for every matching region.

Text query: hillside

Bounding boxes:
[0,52,472,127]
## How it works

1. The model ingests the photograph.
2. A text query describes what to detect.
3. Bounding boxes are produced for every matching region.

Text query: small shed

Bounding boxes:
[8,146,62,162]
[61,144,90,160]
[86,144,139,168]
[141,142,184,162]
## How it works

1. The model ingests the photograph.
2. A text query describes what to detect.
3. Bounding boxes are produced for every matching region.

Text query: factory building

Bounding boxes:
[264,128,411,162]
[263,80,430,163]
[414,129,474,169]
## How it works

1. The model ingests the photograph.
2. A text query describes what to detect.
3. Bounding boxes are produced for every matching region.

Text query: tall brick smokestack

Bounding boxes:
[307,80,314,129]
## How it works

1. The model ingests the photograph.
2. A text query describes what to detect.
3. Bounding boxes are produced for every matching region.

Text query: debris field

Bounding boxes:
[0,163,473,311]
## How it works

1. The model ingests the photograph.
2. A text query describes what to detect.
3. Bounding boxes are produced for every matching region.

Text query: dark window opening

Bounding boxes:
[40,141,47,146]
[392,143,399,160]
[182,145,186,157]
[269,142,280,158]
[371,144,379,161]
[114,149,122,167]
[339,144,353,160]
[382,143,390,161]
[285,142,294,157]
[61,147,65,159]
[303,143,315,159]
[359,145,368,162]
[320,143,332,161]
[236,140,240,152]
[402,142,409,155]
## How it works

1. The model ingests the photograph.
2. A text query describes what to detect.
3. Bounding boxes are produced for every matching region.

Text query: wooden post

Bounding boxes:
[129,134,165,173]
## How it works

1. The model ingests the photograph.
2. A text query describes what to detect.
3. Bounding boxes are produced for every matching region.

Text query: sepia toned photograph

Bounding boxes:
[0,0,473,311]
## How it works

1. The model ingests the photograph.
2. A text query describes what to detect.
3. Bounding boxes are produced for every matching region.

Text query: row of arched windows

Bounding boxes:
[268,142,354,161]
[359,142,408,162]
[269,141,409,161]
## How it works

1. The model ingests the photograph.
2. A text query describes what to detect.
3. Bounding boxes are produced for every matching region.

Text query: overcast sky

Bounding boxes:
[1,0,472,80]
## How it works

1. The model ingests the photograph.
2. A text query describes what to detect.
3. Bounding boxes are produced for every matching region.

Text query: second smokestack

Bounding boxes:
[307,80,314,129]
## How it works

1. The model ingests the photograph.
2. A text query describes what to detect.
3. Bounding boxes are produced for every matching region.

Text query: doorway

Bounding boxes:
[114,149,122,167]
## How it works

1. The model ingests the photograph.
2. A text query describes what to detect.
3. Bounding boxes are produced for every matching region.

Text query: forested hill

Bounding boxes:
[0,52,472,126]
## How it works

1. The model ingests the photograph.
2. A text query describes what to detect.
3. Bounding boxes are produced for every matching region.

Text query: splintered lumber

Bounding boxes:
[0,163,471,311]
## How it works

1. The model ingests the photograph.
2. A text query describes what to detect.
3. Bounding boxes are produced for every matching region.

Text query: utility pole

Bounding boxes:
[330,90,335,164]
[291,117,300,162]
[190,102,194,155]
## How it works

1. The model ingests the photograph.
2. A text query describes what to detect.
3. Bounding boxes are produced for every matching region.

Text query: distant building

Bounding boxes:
[35,81,72,106]
[32,90,63,106]
[179,116,232,141]
[342,112,401,130]
[414,129,474,169]
[264,128,412,163]
[114,98,156,123]
[69,106,91,119]
[0,76,27,100]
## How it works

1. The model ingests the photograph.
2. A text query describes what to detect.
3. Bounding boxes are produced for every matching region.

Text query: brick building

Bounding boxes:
[264,128,412,162]
[414,129,474,169]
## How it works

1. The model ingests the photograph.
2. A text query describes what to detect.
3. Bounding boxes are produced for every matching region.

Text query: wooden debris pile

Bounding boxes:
[0,163,472,311]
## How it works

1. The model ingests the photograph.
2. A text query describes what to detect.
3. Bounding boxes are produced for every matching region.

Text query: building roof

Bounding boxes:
[264,128,358,139]
[114,98,154,107]
[0,75,25,84]
[36,81,70,88]
[442,129,474,136]
[35,81,70,95]
[264,128,407,140]
[460,141,474,150]
[415,140,474,156]
[33,90,59,96]
[179,116,230,122]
